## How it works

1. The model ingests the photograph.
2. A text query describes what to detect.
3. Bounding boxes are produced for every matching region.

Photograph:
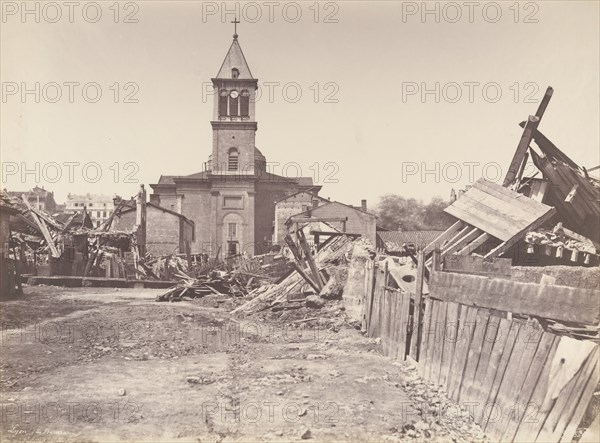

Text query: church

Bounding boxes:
[150,29,320,257]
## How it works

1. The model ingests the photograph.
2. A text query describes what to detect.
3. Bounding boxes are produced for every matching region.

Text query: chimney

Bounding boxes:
[312,199,319,209]
[361,199,367,212]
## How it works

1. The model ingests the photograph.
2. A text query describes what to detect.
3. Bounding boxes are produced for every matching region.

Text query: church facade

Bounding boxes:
[150,32,319,257]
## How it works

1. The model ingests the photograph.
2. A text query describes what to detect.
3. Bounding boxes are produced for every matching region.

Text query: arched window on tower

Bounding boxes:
[229,90,239,117]
[240,90,250,117]
[232,68,239,79]
[219,90,228,116]
[228,148,239,171]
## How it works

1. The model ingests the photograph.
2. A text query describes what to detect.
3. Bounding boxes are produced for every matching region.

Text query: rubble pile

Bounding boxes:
[394,360,489,442]
[155,251,294,301]
[229,234,361,326]
[525,222,597,255]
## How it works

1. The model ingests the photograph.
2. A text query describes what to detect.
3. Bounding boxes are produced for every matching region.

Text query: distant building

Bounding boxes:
[273,190,328,244]
[284,199,377,246]
[112,200,195,256]
[7,186,57,213]
[65,193,115,228]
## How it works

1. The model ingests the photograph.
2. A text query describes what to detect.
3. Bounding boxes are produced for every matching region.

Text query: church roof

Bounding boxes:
[216,38,253,80]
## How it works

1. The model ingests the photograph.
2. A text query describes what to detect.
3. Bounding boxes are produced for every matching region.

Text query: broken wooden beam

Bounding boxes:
[21,195,60,258]
[503,86,553,187]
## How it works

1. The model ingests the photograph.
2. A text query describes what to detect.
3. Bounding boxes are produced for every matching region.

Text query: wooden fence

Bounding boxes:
[362,256,600,442]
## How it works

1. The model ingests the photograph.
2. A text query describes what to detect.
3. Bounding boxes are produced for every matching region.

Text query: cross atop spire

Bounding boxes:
[231,17,240,39]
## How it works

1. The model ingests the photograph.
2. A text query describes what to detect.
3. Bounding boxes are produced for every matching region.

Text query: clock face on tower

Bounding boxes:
[229,90,239,99]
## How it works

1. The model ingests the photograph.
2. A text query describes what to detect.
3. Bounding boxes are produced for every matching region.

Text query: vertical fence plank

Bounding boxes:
[458,308,491,403]
[537,346,600,442]
[431,300,449,386]
[439,301,459,390]
[418,298,433,375]
[558,351,600,442]
[486,318,543,438]
[501,332,558,442]
[400,292,412,360]
[482,320,522,431]
[448,306,478,401]
[424,300,440,382]
[410,249,426,360]
[513,335,561,442]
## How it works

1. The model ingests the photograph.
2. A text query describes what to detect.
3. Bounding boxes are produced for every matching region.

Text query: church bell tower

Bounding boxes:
[210,26,259,175]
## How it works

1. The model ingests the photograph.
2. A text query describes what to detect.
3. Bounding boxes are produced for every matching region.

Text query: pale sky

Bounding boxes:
[1,0,599,208]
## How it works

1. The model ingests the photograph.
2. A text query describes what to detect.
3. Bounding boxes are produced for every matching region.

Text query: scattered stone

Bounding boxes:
[276,390,285,396]
[300,427,312,439]
[414,421,429,431]
[298,407,308,417]
[186,376,200,384]
[306,295,326,309]
[118,388,126,396]
[275,430,284,437]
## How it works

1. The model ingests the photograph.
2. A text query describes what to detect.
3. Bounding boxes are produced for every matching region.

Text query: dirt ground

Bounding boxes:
[1,285,486,442]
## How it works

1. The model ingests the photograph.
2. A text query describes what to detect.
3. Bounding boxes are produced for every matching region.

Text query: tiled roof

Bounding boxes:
[378,231,444,252]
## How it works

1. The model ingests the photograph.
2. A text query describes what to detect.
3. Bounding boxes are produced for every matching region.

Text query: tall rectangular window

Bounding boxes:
[228,222,237,238]
[240,90,250,117]
[219,92,228,116]
[229,96,239,116]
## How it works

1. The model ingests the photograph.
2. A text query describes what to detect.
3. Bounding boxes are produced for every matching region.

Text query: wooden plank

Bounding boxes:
[565,184,579,203]
[521,122,580,171]
[486,318,543,438]
[513,338,561,442]
[445,199,519,242]
[467,314,504,410]
[292,262,320,293]
[418,298,433,376]
[501,332,558,442]
[290,216,348,223]
[503,87,553,187]
[22,195,61,258]
[423,300,439,382]
[481,320,521,431]
[439,301,459,390]
[383,290,393,357]
[441,228,484,258]
[476,177,552,216]
[296,229,324,289]
[445,178,555,242]
[457,232,491,256]
[367,283,381,337]
[560,364,600,442]
[430,300,448,385]
[429,272,600,325]
[410,249,426,360]
[465,186,546,226]
[537,346,599,442]
[391,292,404,360]
[443,255,512,278]
[458,308,491,403]
[529,179,549,202]
[423,221,464,252]
[448,305,478,401]
[398,292,411,360]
